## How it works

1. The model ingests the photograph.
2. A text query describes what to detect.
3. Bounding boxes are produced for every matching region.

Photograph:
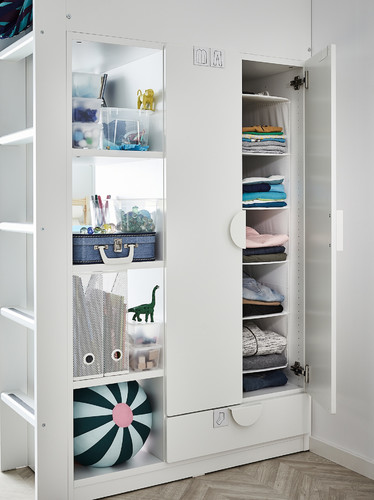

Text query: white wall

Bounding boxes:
[311,0,374,474]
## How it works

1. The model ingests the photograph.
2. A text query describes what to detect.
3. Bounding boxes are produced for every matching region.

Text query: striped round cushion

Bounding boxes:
[74,381,152,467]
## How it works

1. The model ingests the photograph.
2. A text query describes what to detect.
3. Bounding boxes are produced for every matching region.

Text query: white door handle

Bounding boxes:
[97,243,136,265]
[230,211,246,249]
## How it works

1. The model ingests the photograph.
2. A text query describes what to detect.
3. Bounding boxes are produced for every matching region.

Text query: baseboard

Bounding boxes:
[310,436,374,480]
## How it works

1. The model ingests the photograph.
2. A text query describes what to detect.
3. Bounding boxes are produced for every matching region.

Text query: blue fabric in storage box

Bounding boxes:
[73,233,155,264]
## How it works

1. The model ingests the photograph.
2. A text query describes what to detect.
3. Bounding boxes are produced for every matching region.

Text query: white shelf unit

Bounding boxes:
[0,26,36,478]
[241,63,303,399]
[69,32,165,487]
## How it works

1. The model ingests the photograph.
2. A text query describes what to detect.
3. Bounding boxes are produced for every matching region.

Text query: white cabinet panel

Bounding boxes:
[166,393,311,462]
[305,45,337,414]
[165,45,243,416]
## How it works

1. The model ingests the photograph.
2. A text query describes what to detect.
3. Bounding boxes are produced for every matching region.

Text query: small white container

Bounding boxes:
[129,344,161,372]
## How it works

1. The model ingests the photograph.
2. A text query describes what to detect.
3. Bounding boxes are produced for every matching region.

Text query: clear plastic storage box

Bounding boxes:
[101,107,150,150]
[129,344,161,372]
[128,321,161,345]
[72,122,102,149]
[72,72,102,98]
[72,98,102,123]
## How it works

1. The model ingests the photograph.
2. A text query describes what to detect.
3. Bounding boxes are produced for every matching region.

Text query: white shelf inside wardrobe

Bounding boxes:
[0,222,34,234]
[243,207,288,211]
[243,364,288,375]
[74,448,164,484]
[0,31,34,61]
[73,368,164,390]
[72,260,164,274]
[242,93,289,104]
[243,261,288,266]
[1,306,35,330]
[1,391,35,427]
[242,383,303,402]
[243,311,288,321]
[0,127,33,146]
[242,152,290,157]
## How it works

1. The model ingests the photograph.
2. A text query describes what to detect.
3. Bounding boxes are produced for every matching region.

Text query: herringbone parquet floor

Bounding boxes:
[1,452,373,499]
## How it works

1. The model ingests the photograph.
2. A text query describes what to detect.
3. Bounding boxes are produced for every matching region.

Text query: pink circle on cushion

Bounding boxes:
[112,403,134,428]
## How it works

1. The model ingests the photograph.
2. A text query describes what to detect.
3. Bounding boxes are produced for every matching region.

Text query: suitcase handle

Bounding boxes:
[97,243,136,265]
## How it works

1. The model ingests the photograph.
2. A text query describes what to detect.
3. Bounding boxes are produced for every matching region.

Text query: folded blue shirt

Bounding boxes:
[243,273,284,302]
[243,190,287,201]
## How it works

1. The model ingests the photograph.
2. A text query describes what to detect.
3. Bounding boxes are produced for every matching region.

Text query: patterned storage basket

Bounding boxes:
[0,0,32,39]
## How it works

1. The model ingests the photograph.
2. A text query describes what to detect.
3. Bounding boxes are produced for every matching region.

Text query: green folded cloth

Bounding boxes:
[243,253,287,263]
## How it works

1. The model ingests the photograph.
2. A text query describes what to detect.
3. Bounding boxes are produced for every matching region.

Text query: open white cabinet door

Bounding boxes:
[305,45,337,414]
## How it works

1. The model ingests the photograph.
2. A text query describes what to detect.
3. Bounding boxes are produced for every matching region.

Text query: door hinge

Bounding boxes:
[290,361,310,383]
[290,71,308,90]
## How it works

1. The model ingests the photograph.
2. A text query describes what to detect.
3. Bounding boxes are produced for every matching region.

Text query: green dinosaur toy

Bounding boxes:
[128,285,159,322]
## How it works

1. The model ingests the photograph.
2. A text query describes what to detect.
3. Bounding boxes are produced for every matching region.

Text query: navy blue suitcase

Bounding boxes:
[73,232,156,265]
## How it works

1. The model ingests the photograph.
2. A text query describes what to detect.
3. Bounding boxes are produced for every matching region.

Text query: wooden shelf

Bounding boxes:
[1,391,35,426]
[0,222,34,234]
[1,307,34,330]
[0,32,34,61]
[0,128,33,146]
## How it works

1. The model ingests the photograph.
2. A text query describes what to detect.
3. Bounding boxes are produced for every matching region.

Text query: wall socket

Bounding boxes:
[213,408,229,428]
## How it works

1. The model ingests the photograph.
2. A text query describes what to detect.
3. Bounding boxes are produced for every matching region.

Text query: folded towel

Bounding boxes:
[242,175,285,185]
[243,245,285,256]
[243,201,287,208]
[243,370,288,392]
[242,126,283,133]
[243,303,284,317]
[243,182,271,193]
[243,253,287,263]
[243,191,287,202]
[245,226,289,248]
[243,353,287,371]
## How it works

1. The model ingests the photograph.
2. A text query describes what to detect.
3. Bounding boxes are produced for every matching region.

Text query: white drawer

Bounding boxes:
[166,393,310,463]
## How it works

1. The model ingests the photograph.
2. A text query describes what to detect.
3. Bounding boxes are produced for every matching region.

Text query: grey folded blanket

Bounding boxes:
[243,352,287,371]
[242,321,287,356]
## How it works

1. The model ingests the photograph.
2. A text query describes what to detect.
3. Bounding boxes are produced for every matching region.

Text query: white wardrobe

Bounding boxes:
[0,1,343,499]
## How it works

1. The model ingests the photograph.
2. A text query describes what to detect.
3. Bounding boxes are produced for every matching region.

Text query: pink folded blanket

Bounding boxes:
[246,226,289,248]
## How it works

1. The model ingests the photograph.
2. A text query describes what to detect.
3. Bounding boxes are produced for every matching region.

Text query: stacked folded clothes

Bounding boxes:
[244,226,288,263]
[242,174,287,208]
[242,125,287,155]
[243,270,284,317]
[243,370,288,392]
[242,321,287,371]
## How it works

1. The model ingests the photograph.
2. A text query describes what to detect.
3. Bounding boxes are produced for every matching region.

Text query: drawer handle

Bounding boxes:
[229,404,262,427]
[229,211,246,249]
[96,243,136,265]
